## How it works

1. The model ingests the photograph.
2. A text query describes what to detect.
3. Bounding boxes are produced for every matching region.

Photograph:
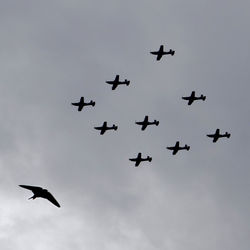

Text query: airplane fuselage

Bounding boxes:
[72,97,95,111]
[106,75,130,90]
[150,45,175,60]
[136,121,157,126]
[207,129,230,142]
[207,132,230,142]
[182,92,206,105]
[167,142,190,155]
[183,96,204,101]
[94,123,118,135]
[136,117,159,130]
[129,154,152,166]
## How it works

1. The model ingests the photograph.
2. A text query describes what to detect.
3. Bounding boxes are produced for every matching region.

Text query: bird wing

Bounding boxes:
[19,185,43,194]
[45,191,61,207]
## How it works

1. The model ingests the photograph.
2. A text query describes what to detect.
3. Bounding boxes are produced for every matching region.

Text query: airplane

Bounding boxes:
[150,45,175,61]
[94,121,118,135]
[135,115,159,131]
[71,97,95,111]
[182,91,206,105]
[166,141,190,155]
[19,185,60,207]
[106,75,130,90]
[129,152,152,167]
[207,129,231,143]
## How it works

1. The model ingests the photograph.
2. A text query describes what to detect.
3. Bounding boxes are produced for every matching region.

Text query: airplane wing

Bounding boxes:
[112,83,118,90]
[172,148,178,155]
[19,185,43,194]
[100,129,106,135]
[135,159,140,167]
[173,142,179,154]
[141,124,147,131]
[213,136,219,143]
[156,54,163,61]
[78,104,83,111]
[212,129,220,142]
[188,99,194,105]
[45,191,60,207]
[115,75,119,81]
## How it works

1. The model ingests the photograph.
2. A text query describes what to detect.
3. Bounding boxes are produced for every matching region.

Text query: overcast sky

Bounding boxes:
[0,1,250,250]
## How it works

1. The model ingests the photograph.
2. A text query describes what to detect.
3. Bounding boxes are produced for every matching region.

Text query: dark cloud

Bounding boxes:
[0,1,250,249]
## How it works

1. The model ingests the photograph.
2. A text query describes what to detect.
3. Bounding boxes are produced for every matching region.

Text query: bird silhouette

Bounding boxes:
[19,185,60,207]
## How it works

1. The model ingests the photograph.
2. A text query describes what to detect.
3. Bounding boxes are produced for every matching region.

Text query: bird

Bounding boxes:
[19,185,60,207]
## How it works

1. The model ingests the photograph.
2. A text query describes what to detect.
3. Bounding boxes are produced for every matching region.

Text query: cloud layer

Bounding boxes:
[0,1,250,249]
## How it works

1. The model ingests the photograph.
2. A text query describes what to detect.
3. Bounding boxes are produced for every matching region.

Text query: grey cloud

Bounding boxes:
[0,0,250,249]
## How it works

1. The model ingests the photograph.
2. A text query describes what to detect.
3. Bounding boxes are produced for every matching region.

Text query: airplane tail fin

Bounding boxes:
[90,101,95,106]
[148,156,152,162]
[154,120,159,126]
[226,132,231,138]
[201,95,206,101]
[113,125,118,131]
[125,80,130,86]
[185,145,190,151]
[170,50,175,56]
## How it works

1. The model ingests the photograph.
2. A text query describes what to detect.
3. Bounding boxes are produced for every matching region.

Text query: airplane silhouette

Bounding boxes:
[166,141,190,155]
[135,115,159,131]
[71,97,95,111]
[207,129,231,143]
[94,121,118,135]
[19,185,60,207]
[106,75,130,90]
[182,91,206,105]
[150,45,175,61]
[129,152,152,167]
